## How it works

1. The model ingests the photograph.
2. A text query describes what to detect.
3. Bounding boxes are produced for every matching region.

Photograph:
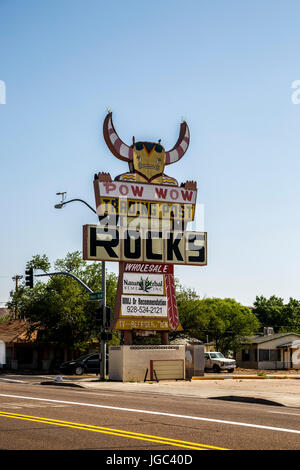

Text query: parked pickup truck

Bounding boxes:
[204,352,236,373]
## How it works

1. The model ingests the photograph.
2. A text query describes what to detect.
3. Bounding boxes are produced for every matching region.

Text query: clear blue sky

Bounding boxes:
[1,0,300,306]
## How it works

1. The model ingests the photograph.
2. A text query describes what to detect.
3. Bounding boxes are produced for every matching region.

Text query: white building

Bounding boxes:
[237,332,300,370]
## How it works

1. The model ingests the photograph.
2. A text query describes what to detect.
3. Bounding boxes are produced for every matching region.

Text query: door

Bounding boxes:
[85,354,100,372]
[204,353,211,369]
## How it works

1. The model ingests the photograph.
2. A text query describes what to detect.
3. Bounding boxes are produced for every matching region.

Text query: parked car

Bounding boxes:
[59,353,100,375]
[204,352,236,373]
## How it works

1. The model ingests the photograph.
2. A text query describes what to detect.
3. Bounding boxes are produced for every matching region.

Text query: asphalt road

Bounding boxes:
[0,377,300,453]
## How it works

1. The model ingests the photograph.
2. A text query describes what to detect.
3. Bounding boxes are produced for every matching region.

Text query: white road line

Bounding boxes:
[36,376,57,379]
[267,410,300,417]
[0,393,300,436]
[0,378,26,383]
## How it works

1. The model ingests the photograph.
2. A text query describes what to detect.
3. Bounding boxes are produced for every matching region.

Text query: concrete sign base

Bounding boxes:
[109,345,186,382]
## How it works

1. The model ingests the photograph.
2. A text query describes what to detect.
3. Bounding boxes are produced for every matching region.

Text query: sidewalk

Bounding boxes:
[51,374,300,408]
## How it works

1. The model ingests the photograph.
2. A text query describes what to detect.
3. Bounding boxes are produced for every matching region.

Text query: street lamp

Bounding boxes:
[54,192,97,214]
[54,192,107,380]
[55,192,67,208]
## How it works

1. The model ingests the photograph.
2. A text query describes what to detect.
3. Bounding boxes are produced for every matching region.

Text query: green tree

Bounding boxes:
[252,295,285,331]
[176,282,208,338]
[26,254,51,272]
[279,298,300,334]
[198,298,260,355]
[177,291,260,355]
[7,252,119,353]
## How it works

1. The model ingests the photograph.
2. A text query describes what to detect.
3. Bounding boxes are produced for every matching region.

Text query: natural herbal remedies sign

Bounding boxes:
[121,295,168,317]
[123,273,164,295]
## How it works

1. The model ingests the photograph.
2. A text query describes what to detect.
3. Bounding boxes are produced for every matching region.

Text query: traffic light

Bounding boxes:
[103,306,112,329]
[101,332,112,341]
[25,267,34,288]
[95,305,104,327]
[95,305,112,329]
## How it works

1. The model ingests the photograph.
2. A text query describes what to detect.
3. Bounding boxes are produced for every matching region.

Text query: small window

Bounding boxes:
[270,349,281,361]
[259,349,270,361]
[259,349,281,362]
[86,354,99,361]
[242,349,250,361]
[277,350,281,361]
[210,353,224,359]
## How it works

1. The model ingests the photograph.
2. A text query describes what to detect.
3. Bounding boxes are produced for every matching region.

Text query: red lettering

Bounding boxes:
[180,190,194,201]
[155,187,168,199]
[131,185,144,197]
[103,182,116,194]
[120,184,129,196]
[124,262,173,273]
[170,189,179,200]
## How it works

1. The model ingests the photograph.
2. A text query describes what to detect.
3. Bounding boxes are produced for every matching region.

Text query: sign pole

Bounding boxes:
[100,261,106,379]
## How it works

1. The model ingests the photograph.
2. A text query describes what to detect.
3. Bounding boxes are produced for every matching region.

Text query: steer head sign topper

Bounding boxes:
[100,112,196,189]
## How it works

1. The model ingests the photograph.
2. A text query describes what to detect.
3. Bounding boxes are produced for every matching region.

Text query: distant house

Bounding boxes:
[0,320,99,371]
[0,320,38,370]
[0,320,72,371]
[236,331,300,370]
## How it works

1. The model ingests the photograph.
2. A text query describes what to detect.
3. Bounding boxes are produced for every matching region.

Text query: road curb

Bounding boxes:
[40,381,84,388]
[192,376,300,380]
[192,376,225,380]
[209,396,284,407]
[192,376,265,380]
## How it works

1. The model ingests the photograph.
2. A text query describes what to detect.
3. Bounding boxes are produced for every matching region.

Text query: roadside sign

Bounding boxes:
[89,292,104,301]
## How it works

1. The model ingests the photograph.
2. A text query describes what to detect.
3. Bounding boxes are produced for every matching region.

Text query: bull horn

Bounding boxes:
[103,112,133,162]
[165,120,190,165]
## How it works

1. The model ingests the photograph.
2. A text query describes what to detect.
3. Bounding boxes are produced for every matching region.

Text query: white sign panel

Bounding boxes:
[83,226,207,266]
[121,295,168,317]
[123,273,164,295]
[97,181,197,205]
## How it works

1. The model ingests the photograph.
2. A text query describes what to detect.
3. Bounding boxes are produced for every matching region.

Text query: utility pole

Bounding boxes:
[12,275,23,292]
[12,275,23,318]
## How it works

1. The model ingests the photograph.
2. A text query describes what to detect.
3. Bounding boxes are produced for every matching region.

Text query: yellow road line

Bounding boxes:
[0,411,229,450]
